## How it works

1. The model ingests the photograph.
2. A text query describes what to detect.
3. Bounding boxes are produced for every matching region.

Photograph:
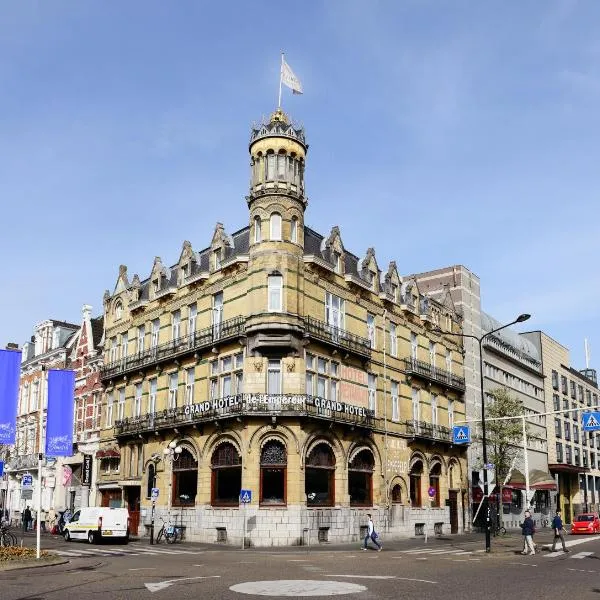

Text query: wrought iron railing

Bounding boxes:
[101,316,246,380]
[6,453,45,471]
[403,357,466,391]
[404,420,452,442]
[115,394,376,436]
[304,317,371,359]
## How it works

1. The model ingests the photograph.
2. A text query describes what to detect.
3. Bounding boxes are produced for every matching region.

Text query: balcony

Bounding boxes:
[403,357,466,392]
[5,454,46,471]
[101,316,246,381]
[403,420,453,444]
[304,316,371,360]
[115,393,376,437]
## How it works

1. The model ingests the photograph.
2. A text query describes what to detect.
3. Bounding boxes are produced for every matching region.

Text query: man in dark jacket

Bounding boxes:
[22,506,31,533]
[520,510,536,555]
[551,510,569,553]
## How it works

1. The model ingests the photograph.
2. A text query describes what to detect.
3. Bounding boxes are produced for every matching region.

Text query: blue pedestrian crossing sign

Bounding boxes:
[240,489,252,504]
[582,412,600,431]
[452,425,471,444]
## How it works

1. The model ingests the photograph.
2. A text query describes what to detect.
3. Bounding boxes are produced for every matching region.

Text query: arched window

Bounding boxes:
[277,151,287,180]
[305,443,335,507]
[146,463,156,499]
[429,462,441,507]
[290,217,298,243]
[410,460,423,507]
[266,151,276,180]
[260,440,287,505]
[270,213,282,241]
[115,301,123,320]
[211,442,242,506]
[392,483,402,504]
[349,449,374,507]
[254,216,262,244]
[172,449,198,506]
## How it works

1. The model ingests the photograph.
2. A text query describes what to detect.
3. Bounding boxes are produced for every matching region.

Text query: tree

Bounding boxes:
[485,387,527,488]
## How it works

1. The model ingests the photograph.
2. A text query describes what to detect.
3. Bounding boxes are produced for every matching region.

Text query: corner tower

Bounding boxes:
[248,108,307,252]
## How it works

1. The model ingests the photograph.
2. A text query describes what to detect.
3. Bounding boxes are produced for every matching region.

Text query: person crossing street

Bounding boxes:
[551,510,569,553]
[362,513,382,552]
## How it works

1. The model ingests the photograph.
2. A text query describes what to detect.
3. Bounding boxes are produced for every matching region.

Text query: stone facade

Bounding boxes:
[96,108,469,546]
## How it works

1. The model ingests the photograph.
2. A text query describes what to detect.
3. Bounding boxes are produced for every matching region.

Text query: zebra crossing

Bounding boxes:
[52,542,203,559]
[391,547,486,558]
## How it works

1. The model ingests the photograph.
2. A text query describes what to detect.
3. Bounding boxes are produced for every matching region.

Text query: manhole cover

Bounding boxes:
[230,580,366,596]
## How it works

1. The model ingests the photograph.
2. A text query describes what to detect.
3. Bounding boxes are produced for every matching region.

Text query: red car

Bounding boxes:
[571,513,600,534]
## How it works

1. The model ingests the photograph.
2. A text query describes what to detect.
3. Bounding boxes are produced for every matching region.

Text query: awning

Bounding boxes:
[506,469,558,491]
[119,480,142,487]
[97,483,122,490]
[548,463,587,474]
[96,448,120,458]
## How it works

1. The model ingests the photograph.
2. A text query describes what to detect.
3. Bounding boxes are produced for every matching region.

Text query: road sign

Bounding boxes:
[151,487,159,500]
[428,486,436,498]
[582,412,600,431]
[22,473,33,487]
[484,463,494,470]
[240,489,252,504]
[452,425,470,444]
[0,461,4,477]
[21,489,33,500]
[478,469,495,492]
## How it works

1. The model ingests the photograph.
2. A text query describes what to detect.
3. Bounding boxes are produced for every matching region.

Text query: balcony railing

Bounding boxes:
[403,420,453,443]
[304,316,371,359]
[115,393,376,437]
[101,316,246,381]
[403,357,466,392]
[6,454,46,471]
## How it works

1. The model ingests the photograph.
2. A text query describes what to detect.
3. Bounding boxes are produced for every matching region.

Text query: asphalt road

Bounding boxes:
[2,531,600,599]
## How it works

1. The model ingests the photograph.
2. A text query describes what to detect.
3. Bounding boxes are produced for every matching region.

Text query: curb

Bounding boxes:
[0,557,69,572]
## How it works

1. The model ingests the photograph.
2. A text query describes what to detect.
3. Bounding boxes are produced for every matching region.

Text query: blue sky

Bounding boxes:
[1,1,598,369]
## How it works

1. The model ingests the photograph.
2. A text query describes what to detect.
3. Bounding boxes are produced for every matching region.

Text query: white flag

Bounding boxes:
[281,57,303,95]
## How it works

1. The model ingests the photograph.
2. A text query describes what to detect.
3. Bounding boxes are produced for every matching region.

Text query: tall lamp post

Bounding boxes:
[437,313,531,553]
[163,441,183,517]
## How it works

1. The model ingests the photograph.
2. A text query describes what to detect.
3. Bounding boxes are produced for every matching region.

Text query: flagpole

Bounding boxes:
[278,52,284,109]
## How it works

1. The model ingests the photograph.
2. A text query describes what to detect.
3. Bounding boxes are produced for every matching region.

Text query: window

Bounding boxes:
[349,449,374,506]
[392,484,402,503]
[570,380,576,399]
[333,251,342,274]
[254,216,262,243]
[306,443,335,506]
[411,332,418,360]
[213,249,221,270]
[367,313,376,348]
[556,442,563,462]
[429,341,435,366]
[120,333,128,359]
[391,283,398,303]
[591,453,596,469]
[151,319,160,349]
[391,381,399,422]
[212,292,223,337]
[109,336,118,362]
[106,392,114,427]
[564,422,571,440]
[574,425,580,444]
[552,370,559,390]
[173,449,198,506]
[185,368,195,406]
[594,393,598,407]
[137,325,145,354]
[171,310,181,340]
[409,460,423,507]
[148,378,157,414]
[306,354,340,400]
[446,349,452,373]
[134,383,142,418]
[115,301,123,320]
[268,274,283,311]
[431,394,438,426]
[146,463,156,499]
[290,217,298,243]
[389,323,397,357]
[270,213,282,241]
[448,399,455,428]
[267,359,282,395]
[561,375,568,395]
[566,445,572,464]
[260,440,287,505]
[118,388,125,421]
[188,303,197,336]
[575,447,581,466]
[211,442,242,506]
[31,381,39,411]
[553,394,560,411]
[277,152,286,179]
[368,374,376,412]
[325,293,344,330]
[266,152,276,180]
[578,385,584,402]
[563,397,569,411]
[586,390,592,407]
[168,373,178,409]
[555,418,562,438]
[429,463,441,507]
[412,387,420,423]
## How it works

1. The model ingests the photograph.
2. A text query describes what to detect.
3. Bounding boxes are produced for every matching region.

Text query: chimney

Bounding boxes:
[82,304,93,321]
[5,342,19,350]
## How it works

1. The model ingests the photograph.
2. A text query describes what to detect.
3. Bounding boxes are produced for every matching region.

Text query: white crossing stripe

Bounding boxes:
[571,552,594,559]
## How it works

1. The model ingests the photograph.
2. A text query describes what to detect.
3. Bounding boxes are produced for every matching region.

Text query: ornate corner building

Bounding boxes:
[97,109,469,546]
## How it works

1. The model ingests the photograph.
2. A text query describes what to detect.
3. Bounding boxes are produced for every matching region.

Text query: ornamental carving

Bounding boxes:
[260,441,287,465]
[306,444,335,468]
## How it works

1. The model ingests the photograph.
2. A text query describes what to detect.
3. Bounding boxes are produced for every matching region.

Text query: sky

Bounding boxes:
[0,0,598,369]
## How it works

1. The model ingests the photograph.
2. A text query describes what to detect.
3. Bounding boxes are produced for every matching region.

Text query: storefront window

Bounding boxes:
[211,442,242,506]
[306,443,335,507]
[173,449,198,506]
[410,461,423,507]
[429,463,441,507]
[260,441,287,505]
[349,449,374,506]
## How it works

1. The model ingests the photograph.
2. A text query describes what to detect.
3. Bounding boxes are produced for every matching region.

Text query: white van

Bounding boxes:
[64,507,129,544]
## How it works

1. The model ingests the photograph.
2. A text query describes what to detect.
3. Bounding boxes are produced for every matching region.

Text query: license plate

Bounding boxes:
[166,526,175,534]
[103,530,113,536]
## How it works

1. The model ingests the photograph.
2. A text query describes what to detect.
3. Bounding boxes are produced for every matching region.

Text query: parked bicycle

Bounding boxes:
[155,517,182,544]
[0,525,18,547]
[492,523,507,536]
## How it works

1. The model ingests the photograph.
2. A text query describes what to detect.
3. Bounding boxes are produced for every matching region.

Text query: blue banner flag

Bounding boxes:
[0,349,22,445]
[45,370,75,457]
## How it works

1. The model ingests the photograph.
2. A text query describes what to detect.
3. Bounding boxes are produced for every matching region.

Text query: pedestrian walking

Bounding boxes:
[362,513,382,552]
[39,508,47,533]
[551,510,569,553]
[520,510,536,555]
[22,506,31,533]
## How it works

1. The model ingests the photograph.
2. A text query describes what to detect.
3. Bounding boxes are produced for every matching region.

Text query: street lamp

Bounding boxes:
[436,313,531,553]
[163,441,183,515]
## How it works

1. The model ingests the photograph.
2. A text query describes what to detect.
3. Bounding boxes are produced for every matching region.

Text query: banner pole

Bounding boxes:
[36,452,42,559]
[278,52,283,109]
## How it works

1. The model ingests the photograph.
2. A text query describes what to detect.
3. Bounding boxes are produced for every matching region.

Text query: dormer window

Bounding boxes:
[114,301,123,320]
[270,213,282,241]
[254,216,262,243]
[334,252,342,274]
[391,283,398,302]
[370,271,378,292]
[213,249,222,271]
[152,278,160,294]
